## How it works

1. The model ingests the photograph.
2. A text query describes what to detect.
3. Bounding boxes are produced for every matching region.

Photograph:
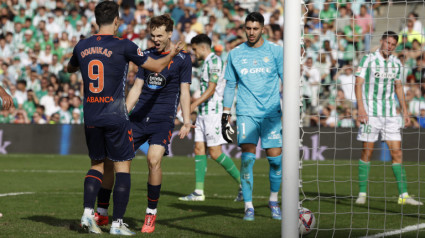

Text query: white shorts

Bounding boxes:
[357,116,401,142]
[194,114,228,147]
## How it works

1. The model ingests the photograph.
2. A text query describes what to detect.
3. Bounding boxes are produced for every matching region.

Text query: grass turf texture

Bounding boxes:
[0,155,424,237]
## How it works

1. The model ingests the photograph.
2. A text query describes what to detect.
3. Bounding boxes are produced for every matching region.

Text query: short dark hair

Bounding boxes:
[245,12,264,26]
[149,14,174,32]
[191,34,211,47]
[95,1,119,27]
[381,31,399,42]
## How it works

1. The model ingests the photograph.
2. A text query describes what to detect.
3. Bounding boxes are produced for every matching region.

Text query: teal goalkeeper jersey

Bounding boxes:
[225,39,283,118]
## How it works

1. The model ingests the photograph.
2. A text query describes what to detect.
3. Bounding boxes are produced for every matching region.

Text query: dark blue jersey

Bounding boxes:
[69,34,148,125]
[130,48,192,122]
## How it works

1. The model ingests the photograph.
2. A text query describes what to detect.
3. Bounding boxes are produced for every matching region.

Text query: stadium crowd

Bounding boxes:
[0,0,424,129]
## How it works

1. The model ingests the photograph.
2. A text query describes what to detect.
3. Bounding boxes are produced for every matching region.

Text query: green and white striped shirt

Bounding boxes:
[355,50,402,117]
[198,53,225,115]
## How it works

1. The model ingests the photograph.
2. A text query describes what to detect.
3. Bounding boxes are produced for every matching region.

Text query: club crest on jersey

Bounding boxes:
[263,57,270,63]
[146,73,166,90]
[374,72,396,79]
[137,48,144,56]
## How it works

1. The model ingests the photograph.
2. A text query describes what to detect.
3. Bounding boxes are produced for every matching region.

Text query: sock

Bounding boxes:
[146,207,157,215]
[147,183,161,210]
[194,189,204,195]
[83,207,95,217]
[269,192,279,202]
[358,160,370,193]
[83,169,103,209]
[267,155,282,193]
[215,153,241,184]
[111,219,123,228]
[195,155,207,191]
[240,152,256,202]
[392,163,408,195]
[97,187,112,216]
[244,202,254,211]
[112,173,131,221]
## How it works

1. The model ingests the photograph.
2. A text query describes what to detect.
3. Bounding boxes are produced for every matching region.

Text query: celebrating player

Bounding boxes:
[67,2,181,235]
[355,31,423,206]
[95,14,192,233]
[222,12,284,221]
[178,34,243,202]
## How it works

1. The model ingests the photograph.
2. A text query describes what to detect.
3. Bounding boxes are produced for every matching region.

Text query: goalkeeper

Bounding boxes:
[222,12,284,221]
[355,31,422,206]
[178,34,243,202]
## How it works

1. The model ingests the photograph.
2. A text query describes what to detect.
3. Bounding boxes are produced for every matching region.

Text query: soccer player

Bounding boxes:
[221,12,283,221]
[67,2,182,235]
[96,14,192,233]
[355,31,423,206]
[178,34,243,202]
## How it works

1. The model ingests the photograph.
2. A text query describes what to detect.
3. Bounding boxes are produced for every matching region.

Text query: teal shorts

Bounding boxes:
[236,115,282,149]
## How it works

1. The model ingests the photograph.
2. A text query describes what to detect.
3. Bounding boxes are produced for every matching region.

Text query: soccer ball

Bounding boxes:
[298,207,316,235]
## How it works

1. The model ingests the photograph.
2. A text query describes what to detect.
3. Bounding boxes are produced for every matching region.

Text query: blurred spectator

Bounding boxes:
[355,5,373,52]
[399,19,424,45]
[335,6,351,31]
[32,111,47,124]
[319,1,337,24]
[40,84,57,118]
[49,112,60,124]
[334,64,356,105]
[71,108,82,124]
[417,105,425,128]
[23,90,37,118]
[58,96,71,124]
[302,57,321,111]
[411,54,425,83]
[13,109,30,124]
[403,12,423,34]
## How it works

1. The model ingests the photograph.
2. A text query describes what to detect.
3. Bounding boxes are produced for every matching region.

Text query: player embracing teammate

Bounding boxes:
[68,1,181,235]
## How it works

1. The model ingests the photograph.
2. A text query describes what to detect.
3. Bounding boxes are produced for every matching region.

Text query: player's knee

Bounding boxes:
[194,146,205,155]
[147,158,161,171]
[268,156,282,171]
[209,148,222,160]
[390,149,402,161]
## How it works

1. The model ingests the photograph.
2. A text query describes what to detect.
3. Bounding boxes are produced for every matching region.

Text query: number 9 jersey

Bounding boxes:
[69,34,148,125]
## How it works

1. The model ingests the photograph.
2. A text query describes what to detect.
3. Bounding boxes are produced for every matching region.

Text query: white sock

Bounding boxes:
[146,208,157,215]
[269,192,279,202]
[194,189,204,195]
[244,202,254,211]
[97,207,108,216]
[83,207,94,217]
[359,192,367,197]
[111,219,123,228]
[401,192,409,198]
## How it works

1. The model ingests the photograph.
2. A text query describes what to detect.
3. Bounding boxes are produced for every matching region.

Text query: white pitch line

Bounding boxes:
[360,223,425,238]
[0,192,35,197]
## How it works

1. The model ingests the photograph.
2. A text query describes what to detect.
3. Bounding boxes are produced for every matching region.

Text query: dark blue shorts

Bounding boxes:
[131,118,174,155]
[84,120,135,162]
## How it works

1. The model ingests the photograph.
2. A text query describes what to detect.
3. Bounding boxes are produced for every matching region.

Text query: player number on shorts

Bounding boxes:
[88,60,104,93]
[361,124,371,134]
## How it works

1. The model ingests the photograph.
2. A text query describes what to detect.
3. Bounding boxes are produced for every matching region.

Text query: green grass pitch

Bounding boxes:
[1,155,425,237]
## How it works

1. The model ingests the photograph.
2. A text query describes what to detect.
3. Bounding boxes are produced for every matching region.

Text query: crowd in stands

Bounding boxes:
[0,0,424,129]
[301,0,425,129]
[0,0,282,125]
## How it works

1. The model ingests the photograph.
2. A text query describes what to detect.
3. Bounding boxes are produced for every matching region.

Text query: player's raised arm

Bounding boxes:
[141,41,183,73]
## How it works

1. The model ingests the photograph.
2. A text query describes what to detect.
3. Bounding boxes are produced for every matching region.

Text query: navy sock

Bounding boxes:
[112,173,131,221]
[147,183,161,210]
[97,187,112,210]
[83,169,103,209]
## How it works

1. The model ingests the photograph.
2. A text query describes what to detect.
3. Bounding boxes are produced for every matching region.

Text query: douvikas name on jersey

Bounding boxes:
[69,34,148,125]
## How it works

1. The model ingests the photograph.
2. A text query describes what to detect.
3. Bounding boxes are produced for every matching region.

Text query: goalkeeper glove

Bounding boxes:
[221,112,234,143]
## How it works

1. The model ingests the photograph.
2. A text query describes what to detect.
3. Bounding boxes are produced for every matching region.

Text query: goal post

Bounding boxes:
[282,0,302,237]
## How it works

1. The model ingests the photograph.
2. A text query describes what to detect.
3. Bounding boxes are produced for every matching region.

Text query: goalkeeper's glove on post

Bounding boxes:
[221,112,234,143]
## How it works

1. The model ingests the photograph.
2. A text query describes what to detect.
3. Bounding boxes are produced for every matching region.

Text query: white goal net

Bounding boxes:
[294,0,425,237]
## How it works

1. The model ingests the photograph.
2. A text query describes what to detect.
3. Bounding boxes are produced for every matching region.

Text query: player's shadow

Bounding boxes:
[23,215,140,233]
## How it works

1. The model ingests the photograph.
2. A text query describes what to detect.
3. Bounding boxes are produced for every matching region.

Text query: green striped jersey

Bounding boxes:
[355,50,402,117]
[198,53,225,115]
